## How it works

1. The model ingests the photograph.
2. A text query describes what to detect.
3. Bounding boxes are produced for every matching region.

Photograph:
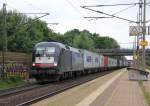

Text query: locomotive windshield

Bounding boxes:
[35,47,55,56]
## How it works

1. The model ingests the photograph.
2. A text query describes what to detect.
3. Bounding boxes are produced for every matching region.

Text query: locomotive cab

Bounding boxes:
[31,42,63,81]
[32,46,58,68]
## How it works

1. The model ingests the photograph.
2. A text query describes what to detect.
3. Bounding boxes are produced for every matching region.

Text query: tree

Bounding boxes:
[73,31,95,51]
[63,29,80,46]
[0,10,50,52]
[94,36,120,49]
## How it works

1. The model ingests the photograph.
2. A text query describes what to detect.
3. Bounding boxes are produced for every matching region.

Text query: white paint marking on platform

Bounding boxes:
[76,70,124,106]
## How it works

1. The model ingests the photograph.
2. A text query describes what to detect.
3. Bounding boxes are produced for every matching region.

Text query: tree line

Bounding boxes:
[0,10,120,53]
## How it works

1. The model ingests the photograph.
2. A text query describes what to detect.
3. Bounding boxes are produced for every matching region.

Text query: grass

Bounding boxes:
[139,81,150,106]
[0,77,27,90]
[148,67,150,71]
[146,69,150,73]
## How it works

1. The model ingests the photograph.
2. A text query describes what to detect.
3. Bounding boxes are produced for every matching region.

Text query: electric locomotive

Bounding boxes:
[30,42,83,81]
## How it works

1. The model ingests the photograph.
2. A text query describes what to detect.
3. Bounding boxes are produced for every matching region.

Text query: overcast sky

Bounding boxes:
[0,0,150,50]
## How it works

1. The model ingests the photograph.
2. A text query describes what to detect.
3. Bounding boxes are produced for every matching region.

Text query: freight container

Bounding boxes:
[104,56,108,67]
[100,55,104,67]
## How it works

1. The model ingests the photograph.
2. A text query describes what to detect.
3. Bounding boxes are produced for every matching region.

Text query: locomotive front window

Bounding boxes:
[35,47,55,56]
[46,47,55,54]
[36,47,45,55]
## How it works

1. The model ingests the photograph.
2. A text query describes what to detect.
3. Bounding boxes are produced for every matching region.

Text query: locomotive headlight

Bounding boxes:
[54,62,57,66]
[32,63,35,67]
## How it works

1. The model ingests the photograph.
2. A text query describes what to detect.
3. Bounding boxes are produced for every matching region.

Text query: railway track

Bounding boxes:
[0,71,114,106]
[0,84,45,98]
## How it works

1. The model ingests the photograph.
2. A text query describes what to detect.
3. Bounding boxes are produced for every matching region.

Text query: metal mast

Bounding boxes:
[1,3,7,77]
[136,0,143,68]
[142,0,146,70]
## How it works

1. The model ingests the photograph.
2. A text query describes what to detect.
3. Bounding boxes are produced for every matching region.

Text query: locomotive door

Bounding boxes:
[59,49,71,72]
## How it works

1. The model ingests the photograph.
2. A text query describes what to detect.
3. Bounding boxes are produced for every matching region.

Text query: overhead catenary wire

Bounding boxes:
[0,1,50,19]
[19,0,60,26]
[112,5,136,16]
[75,0,100,24]
[84,4,136,19]
[0,0,50,17]
[82,3,140,7]
[0,1,51,33]
[19,13,50,26]
[19,0,61,27]
[65,0,85,17]
[82,2,150,8]
[7,13,50,34]
[84,16,113,19]
[81,6,137,23]
[81,1,150,22]
[65,0,98,32]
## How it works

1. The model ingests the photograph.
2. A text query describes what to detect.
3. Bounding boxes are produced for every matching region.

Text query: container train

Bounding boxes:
[30,42,128,82]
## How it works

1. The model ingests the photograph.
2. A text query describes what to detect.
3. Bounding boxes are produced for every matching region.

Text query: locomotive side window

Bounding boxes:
[86,56,92,62]
[95,57,98,63]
